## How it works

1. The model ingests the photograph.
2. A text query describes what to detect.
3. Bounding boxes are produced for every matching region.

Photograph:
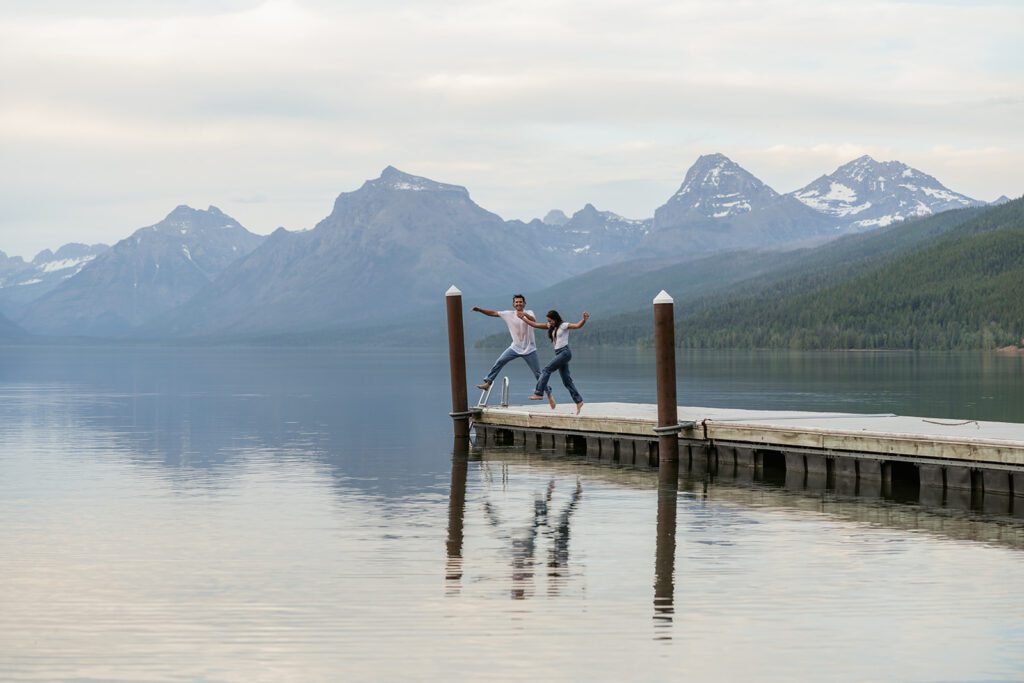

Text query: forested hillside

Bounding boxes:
[563,197,1023,350]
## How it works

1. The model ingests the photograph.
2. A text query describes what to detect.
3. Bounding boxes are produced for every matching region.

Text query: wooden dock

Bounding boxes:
[445,285,1024,504]
[472,403,1024,498]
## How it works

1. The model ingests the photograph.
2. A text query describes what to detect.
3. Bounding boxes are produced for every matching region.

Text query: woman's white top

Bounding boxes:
[553,322,570,350]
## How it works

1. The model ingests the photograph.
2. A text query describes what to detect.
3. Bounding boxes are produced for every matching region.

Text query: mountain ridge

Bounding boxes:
[791,154,983,230]
[17,206,263,337]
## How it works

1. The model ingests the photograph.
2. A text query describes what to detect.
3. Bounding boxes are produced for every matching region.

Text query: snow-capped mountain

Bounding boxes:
[655,153,780,222]
[0,243,107,286]
[0,243,108,318]
[17,206,263,337]
[643,153,833,253]
[791,155,984,230]
[990,195,1012,206]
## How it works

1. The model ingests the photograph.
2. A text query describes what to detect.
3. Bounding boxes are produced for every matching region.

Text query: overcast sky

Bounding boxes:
[1,0,1021,258]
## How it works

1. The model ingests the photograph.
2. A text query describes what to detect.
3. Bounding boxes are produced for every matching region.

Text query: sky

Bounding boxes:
[1,0,1022,259]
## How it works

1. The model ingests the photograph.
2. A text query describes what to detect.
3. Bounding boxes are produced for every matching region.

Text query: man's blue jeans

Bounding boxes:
[483,347,551,395]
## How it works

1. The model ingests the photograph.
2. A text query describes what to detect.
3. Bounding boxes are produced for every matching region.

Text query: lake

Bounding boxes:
[1,345,1022,681]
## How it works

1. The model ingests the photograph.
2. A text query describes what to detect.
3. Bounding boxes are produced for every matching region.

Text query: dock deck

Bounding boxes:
[472,403,1024,497]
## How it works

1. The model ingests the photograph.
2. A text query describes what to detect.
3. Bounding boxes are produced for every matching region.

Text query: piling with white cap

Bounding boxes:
[445,285,470,438]
[653,290,679,463]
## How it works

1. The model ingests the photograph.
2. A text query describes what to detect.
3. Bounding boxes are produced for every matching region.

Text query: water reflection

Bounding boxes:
[445,445,588,601]
[545,478,583,596]
[3,347,1024,679]
[481,477,582,600]
[653,460,679,638]
[445,438,470,591]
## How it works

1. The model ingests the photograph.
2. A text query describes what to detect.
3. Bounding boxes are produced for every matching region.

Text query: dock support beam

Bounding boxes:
[445,285,470,439]
[653,290,679,464]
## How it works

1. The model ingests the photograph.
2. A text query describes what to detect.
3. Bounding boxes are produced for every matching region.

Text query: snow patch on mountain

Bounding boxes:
[791,155,983,230]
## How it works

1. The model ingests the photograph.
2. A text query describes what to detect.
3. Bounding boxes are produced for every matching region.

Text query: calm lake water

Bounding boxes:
[1,345,1023,681]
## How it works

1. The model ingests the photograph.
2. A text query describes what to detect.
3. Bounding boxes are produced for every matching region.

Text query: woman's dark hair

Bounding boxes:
[546,310,563,343]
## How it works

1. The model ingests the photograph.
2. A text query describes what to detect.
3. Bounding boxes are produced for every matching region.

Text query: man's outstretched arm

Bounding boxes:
[471,306,501,317]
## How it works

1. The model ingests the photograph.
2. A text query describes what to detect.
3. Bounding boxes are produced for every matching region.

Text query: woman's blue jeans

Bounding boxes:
[533,347,582,404]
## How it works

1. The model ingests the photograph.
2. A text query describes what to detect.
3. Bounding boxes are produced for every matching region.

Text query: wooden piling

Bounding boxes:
[445,285,470,439]
[653,290,680,464]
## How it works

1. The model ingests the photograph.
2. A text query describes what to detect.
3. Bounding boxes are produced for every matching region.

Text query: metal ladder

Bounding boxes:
[477,376,509,408]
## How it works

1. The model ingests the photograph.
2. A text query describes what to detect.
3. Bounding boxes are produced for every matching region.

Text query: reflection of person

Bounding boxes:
[546,478,582,591]
[483,495,543,600]
[472,294,553,407]
[484,478,583,600]
[520,309,589,414]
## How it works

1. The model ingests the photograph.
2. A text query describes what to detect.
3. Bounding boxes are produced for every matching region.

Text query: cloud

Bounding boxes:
[0,0,1021,255]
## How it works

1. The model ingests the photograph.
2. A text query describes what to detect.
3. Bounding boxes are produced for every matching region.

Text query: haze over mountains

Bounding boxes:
[0,153,1012,343]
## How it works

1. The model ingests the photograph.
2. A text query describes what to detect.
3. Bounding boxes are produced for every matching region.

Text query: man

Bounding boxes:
[472,294,554,408]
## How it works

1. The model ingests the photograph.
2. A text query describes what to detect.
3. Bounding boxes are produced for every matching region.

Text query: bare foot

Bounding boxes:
[575,401,584,415]
[476,383,491,390]
[547,393,556,410]
[528,394,545,401]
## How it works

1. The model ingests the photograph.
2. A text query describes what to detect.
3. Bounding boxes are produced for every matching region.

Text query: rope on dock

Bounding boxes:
[921,418,979,428]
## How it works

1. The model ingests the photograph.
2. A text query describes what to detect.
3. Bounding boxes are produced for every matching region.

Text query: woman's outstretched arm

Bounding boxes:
[516,311,549,329]
[567,312,590,330]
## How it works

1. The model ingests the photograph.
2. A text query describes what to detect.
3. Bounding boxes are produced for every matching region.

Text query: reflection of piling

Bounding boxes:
[446,285,470,439]
[654,459,679,634]
[653,290,679,463]
[445,438,470,589]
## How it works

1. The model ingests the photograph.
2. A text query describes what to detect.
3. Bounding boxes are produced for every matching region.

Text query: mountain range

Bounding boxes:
[18,205,263,336]
[642,153,835,254]
[1,154,1012,341]
[151,167,581,337]
[0,243,108,319]
[570,195,1024,351]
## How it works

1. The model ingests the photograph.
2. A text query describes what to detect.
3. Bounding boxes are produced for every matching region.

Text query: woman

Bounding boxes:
[518,309,589,414]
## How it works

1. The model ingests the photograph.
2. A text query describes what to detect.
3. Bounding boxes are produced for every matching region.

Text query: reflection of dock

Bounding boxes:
[473,402,1024,510]
[476,449,1024,552]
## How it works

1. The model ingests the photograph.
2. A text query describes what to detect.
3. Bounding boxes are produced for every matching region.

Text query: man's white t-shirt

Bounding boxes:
[498,310,537,354]
[553,322,571,350]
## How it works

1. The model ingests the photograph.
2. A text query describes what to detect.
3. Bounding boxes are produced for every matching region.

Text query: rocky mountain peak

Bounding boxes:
[150,205,245,237]
[32,249,55,264]
[542,209,569,226]
[792,156,982,230]
[662,153,780,221]
[367,166,470,196]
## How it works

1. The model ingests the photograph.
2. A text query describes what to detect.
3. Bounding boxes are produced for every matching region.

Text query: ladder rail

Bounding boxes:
[477,376,511,408]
